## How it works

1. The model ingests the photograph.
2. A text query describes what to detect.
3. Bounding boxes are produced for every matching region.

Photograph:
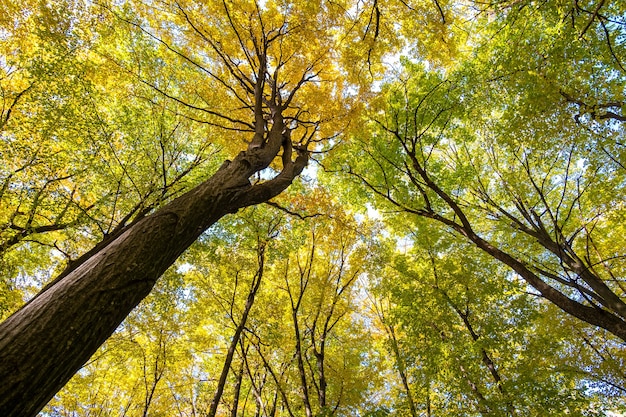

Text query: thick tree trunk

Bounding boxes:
[0,141,307,417]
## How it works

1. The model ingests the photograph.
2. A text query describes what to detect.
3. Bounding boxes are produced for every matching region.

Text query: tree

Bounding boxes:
[0,0,357,413]
[276,210,374,416]
[337,0,626,341]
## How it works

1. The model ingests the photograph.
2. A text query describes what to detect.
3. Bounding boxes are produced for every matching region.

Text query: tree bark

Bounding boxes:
[0,138,307,417]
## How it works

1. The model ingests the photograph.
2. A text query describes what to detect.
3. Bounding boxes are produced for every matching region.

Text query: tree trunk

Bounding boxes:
[292,309,314,417]
[208,243,266,417]
[0,140,307,417]
[387,325,419,417]
[230,359,245,417]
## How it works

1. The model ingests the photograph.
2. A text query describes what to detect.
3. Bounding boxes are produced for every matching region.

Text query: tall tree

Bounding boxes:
[337,0,626,340]
[0,0,359,413]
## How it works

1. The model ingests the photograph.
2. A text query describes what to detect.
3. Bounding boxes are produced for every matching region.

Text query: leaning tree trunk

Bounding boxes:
[0,125,307,416]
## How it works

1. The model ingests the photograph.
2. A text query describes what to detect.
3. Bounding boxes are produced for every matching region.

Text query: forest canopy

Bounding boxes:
[0,0,625,415]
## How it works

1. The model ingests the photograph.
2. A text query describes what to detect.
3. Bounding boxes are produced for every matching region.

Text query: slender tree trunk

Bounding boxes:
[284,243,314,417]
[458,363,491,414]
[450,298,517,415]
[253,342,296,417]
[314,350,327,409]
[208,244,266,417]
[292,310,314,417]
[268,390,279,417]
[0,137,307,416]
[244,353,269,417]
[387,325,419,417]
[141,330,167,417]
[436,325,491,414]
[230,360,245,417]
[425,380,432,417]
[429,248,517,417]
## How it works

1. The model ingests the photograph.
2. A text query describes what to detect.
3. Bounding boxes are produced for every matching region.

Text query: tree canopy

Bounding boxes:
[0,0,625,415]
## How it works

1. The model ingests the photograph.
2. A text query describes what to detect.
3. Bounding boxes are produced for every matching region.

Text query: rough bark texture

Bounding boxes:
[0,141,307,417]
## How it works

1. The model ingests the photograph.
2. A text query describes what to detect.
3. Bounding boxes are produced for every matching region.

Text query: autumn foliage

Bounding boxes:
[1,0,625,415]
